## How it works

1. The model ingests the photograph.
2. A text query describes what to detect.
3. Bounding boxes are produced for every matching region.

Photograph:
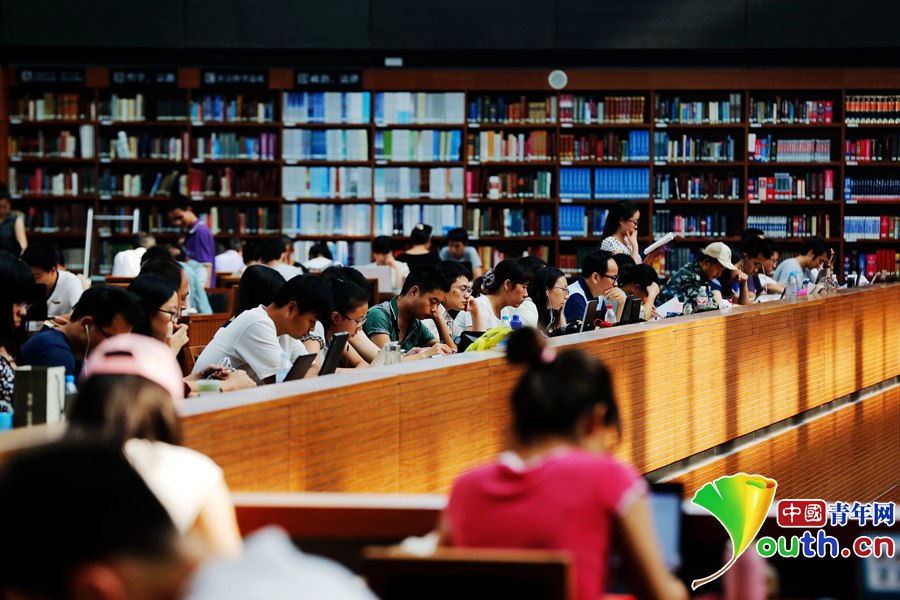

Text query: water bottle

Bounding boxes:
[785,272,799,298]
[509,314,522,331]
[697,287,709,308]
[275,351,291,383]
[603,304,617,326]
[501,314,511,328]
[64,374,78,411]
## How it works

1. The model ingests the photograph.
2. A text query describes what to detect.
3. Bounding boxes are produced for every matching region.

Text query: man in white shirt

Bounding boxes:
[193,275,332,384]
[261,238,304,280]
[438,228,484,278]
[214,238,246,275]
[22,243,84,317]
[368,235,409,294]
[772,237,831,284]
[112,232,156,277]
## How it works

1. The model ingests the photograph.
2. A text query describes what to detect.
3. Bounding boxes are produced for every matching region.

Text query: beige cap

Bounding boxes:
[701,242,737,271]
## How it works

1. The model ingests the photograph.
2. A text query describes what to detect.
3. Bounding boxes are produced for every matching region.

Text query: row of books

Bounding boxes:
[654,94,743,124]
[7,167,96,196]
[845,96,900,124]
[559,95,647,124]
[747,136,832,163]
[98,171,161,197]
[467,207,554,238]
[283,166,372,199]
[61,248,86,272]
[558,205,608,237]
[195,132,278,161]
[8,126,95,159]
[374,167,464,200]
[653,133,736,163]
[844,177,900,201]
[558,247,602,276]
[373,205,462,237]
[466,95,557,124]
[376,92,466,125]
[97,96,188,122]
[748,98,834,124]
[102,132,189,161]
[283,92,371,124]
[657,247,697,277]
[281,204,372,236]
[652,211,729,238]
[375,130,462,163]
[748,171,835,201]
[842,215,900,241]
[844,136,900,162]
[189,96,275,123]
[746,214,832,239]
[559,168,651,199]
[300,240,372,268]
[465,170,553,199]
[653,172,742,201]
[197,206,280,235]
[9,94,96,121]
[190,168,278,198]
[284,130,368,162]
[25,205,88,233]
[479,245,551,270]
[466,130,553,162]
[559,130,650,162]
[844,250,900,278]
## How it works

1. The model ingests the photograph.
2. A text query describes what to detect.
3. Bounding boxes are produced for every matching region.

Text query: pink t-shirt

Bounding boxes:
[445,448,647,600]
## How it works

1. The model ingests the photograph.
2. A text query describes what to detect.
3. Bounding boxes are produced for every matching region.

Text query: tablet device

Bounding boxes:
[284,353,317,382]
[580,299,602,332]
[615,295,642,326]
[458,331,485,352]
[319,331,349,376]
[649,482,683,572]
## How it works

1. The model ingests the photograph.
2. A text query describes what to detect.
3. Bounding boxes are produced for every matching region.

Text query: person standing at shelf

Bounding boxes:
[599,200,643,263]
[395,223,440,269]
[166,194,216,286]
[0,186,27,256]
[21,244,84,318]
[772,237,832,284]
[438,227,484,278]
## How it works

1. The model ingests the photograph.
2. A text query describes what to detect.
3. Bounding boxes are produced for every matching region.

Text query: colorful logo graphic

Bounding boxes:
[690,473,778,590]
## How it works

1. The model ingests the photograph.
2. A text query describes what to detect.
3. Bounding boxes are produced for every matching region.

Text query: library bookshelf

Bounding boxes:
[2,66,899,278]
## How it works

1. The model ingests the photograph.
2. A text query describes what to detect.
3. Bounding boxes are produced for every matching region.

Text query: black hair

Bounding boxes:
[233,265,285,318]
[140,257,184,292]
[0,441,179,597]
[131,232,155,250]
[323,265,374,294]
[447,227,469,245]
[272,274,333,322]
[409,223,433,246]
[165,193,190,214]
[527,267,567,331]
[226,237,242,253]
[260,238,285,263]
[800,237,828,257]
[140,245,172,266]
[739,235,773,261]
[473,258,530,297]
[618,264,658,289]
[243,242,263,263]
[309,241,333,260]
[518,255,548,280]
[127,274,179,338]
[372,235,393,255]
[0,182,9,201]
[71,285,144,329]
[169,243,188,263]
[601,200,640,240]
[0,251,35,355]
[741,228,765,241]
[322,274,370,331]
[506,328,620,445]
[20,243,58,272]
[400,265,449,296]
[437,260,472,288]
[613,253,636,275]
[581,250,615,281]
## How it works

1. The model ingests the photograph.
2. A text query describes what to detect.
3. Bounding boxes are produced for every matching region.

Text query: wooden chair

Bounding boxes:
[364,547,574,600]
[218,274,242,288]
[104,276,133,288]
[366,277,379,308]
[206,287,235,315]
[183,345,206,375]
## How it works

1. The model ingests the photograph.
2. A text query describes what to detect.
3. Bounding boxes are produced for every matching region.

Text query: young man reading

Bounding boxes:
[439,227,484,278]
[563,250,622,323]
[192,275,332,384]
[772,237,832,284]
[22,243,84,317]
[364,265,454,359]
[423,261,473,351]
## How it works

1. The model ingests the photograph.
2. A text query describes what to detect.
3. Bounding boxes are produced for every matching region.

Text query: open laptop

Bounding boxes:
[284,353,317,382]
[319,332,349,376]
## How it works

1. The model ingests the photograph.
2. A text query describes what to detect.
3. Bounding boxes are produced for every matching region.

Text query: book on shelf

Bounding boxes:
[10,93,96,121]
[594,168,650,199]
[747,135,832,163]
[190,95,275,123]
[192,167,278,198]
[479,245,550,270]
[654,94,743,124]
[559,94,646,124]
[374,204,462,237]
[99,94,145,122]
[282,203,372,236]
[375,130,461,163]
[467,207,553,238]
[26,205,88,233]
[8,126,95,159]
[374,167,463,200]
[197,206,279,235]
[292,240,371,268]
[465,130,553,162]
[284,130,369,161]
[7,167,95,196]
[845,135,900,162]
[284,92,371,124]
[465,169,552,199]
[101,131,189,160]
[842,215,899,241]
[748,97,834,124]
[843,177,900,202]
[653,132,735,163]
[845,95,900,124]
[652,210,728,238]
[559,168,592,199]
[284,166,372,199]
[558,205,607,237]
[467,95,556,124]
[653,171,742,201]
[748,170,834,202]
[376,92,465,125]
[559,130,649,162]
[60,248,86,272]
[747,214,832,239]
[99,94,187,122]
[99,169,184,197]
[844,249,900,278]
[195,132,277,161]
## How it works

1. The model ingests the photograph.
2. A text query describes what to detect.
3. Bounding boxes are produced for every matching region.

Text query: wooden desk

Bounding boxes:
[172,285,900,497]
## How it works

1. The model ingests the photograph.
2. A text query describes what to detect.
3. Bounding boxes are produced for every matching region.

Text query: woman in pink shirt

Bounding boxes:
[441,328,687,600]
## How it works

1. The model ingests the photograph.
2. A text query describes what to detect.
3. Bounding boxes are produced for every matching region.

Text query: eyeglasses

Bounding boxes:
[627,218,640,225]
[551,286,569,295]
[452,284,473,294]
[158,308,180,323]
[14,302,32,312]
[601,273,619,283]
[340,313,367,327]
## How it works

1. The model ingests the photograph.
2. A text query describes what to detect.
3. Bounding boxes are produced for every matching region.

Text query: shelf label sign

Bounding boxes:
[201,69,268,87]
[111,69,178,87]
[295,70,362,89]
[18,67,85,86]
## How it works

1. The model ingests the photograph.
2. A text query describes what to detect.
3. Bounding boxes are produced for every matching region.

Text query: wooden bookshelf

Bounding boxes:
[2,67,900,277]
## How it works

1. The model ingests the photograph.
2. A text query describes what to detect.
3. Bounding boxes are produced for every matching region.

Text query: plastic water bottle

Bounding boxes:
[785,272,799,298]
[603,304,617,326]
[501,314,511,328]
[697,287,709,308]
[509,314,522,331]
[275,351,291,383]
[65,375,77,395]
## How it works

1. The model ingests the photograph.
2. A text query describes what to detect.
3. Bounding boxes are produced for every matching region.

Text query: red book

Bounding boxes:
[866,254,878,279]
[824,101,833,124]
[767,177,775,201]
[881,215,889,239]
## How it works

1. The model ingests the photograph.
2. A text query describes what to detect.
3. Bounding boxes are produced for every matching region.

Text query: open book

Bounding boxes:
[644,232,676,256]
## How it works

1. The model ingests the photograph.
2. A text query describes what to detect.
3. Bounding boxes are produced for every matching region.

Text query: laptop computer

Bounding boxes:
[283,353,317,382]
[614,295,642,326]
[319,331,349,376]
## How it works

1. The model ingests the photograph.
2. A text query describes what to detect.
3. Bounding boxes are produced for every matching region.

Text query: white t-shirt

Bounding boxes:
[504,296,538,328]
[112,247,146,277]
[123,438,223,534]
[453,293,513,331]
[270,262,304,281]
[215,250,246,275]
[193,306,314,383]
[422,304,464,341]
[47,269,84,317]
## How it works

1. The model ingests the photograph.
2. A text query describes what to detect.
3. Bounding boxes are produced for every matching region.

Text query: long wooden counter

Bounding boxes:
[173,284,900,496]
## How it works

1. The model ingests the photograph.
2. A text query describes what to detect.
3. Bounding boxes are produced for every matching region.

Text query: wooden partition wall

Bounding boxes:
[172,284,899,498]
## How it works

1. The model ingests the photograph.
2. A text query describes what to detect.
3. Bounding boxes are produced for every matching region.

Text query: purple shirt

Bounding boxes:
[185,220,216,280]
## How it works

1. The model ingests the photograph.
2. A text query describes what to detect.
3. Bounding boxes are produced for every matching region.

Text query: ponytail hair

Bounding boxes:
[321,268,371,331]
[601,200,639,240]
[506,327,621,445]
[472,259,530,298]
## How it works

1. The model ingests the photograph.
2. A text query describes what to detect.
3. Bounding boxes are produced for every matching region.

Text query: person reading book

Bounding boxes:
[772,237,832,284]
[656,242,735,310]
[423,261,472,351]
[439,227,484,278]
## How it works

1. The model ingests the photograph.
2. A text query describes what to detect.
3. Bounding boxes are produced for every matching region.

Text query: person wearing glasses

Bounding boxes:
[527,266,570,334]
[0,252,35,413]
[600,200,643,263]
[321,270,372,369]
[423,261,473,351]
[563,250,619,324]
[21,286,143,379]
[128,274,189,356]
